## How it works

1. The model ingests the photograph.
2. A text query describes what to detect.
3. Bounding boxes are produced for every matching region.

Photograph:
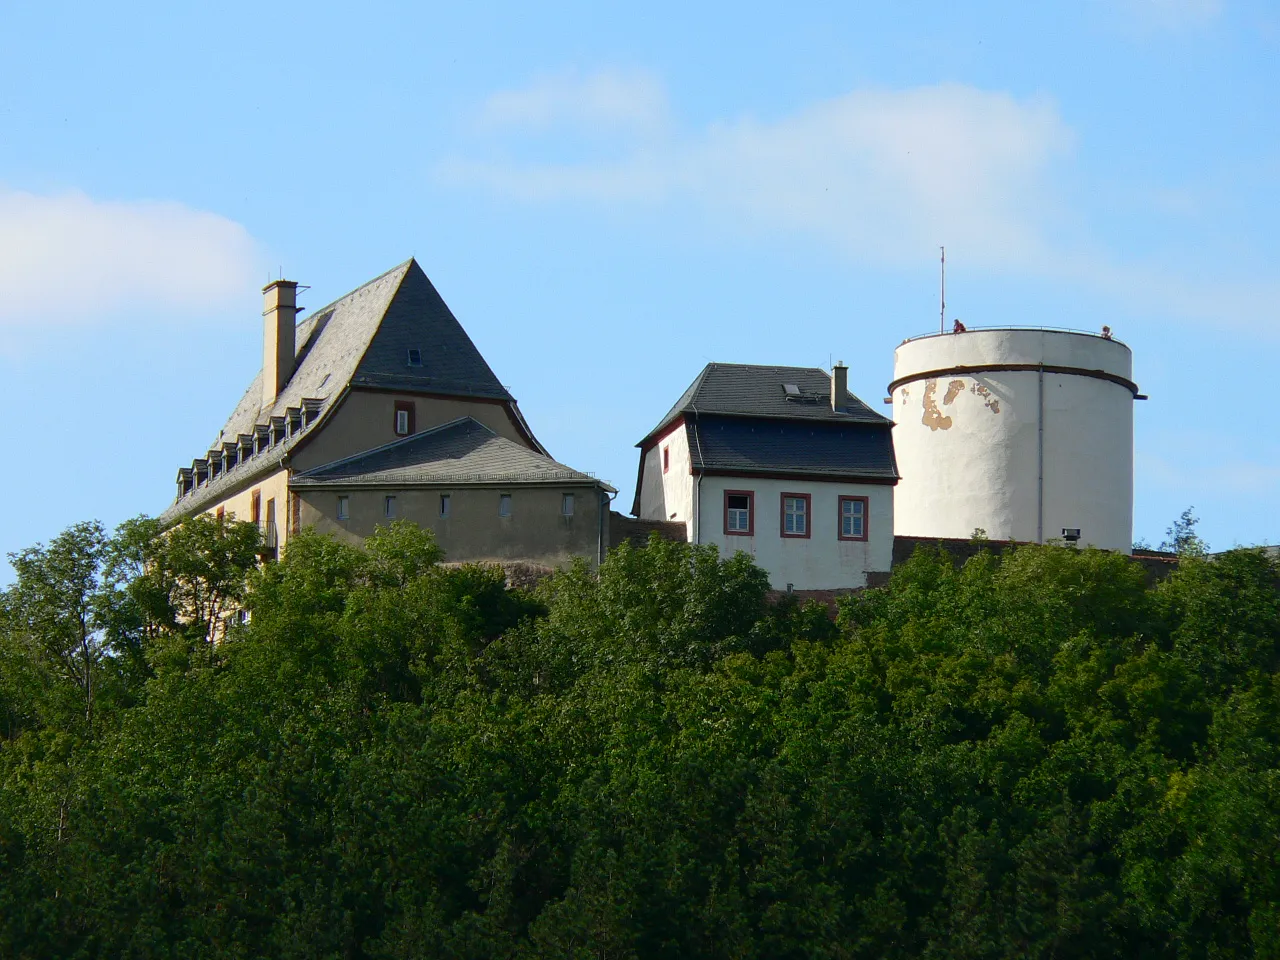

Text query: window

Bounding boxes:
[337,495,349,520]
[407,348,422,366]
[499,494,512,518]
[384,496,396,519]
[839,496,869,541]
[393,400,415,436]
[781,493,811,538]
[662,446,670,473]
[251,489,261,525]
[724,490,753,536]
[562,493,575,517]
[439,494,450,518]
[215,506,225,521]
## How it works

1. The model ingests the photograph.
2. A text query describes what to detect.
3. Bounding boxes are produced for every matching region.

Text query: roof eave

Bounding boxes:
[692,465,900,485]
[292,476,614,492]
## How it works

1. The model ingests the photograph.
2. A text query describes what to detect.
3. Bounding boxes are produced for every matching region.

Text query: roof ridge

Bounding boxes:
[294,416,492,478]
[340,259,416,397]
[294,258,416,326]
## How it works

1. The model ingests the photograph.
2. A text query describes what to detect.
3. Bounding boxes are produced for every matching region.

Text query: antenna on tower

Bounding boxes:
[939,246,946,335]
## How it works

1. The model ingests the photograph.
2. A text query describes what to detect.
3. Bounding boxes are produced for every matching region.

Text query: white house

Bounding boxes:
[632,362,898,591]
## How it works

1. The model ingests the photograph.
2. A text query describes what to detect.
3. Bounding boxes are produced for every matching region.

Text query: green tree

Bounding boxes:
[1160,505,1208,556]
[2,519,1279,958]
[3,522,110,731]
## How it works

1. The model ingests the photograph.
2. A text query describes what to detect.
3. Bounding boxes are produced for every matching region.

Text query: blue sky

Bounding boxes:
[2,0,1277,574]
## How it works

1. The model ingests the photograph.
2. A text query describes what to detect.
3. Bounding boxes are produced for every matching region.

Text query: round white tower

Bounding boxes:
[890,328,1138,553]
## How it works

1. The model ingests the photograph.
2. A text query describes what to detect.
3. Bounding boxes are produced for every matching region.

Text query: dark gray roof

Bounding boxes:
[212,259,511,450]
[162,259,546,524]
[348,261,512,398]
[642,363,889,445]
[291,417,614,490]
[688,415,898,481]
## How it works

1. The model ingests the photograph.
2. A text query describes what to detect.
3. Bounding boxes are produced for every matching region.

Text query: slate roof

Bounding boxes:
[688,416,898,481]
[162,259,547,523]
[158,428,308,525]
[631,363,897,515]
[642,363,889,445]
[291,417,614,491]
[212,259,512,450]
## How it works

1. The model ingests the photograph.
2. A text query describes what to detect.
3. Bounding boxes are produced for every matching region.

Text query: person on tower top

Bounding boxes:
[952,319,967,333]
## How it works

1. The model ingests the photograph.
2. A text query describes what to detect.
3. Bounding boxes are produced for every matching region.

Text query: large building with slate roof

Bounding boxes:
[162,259,614,569]
[633,362,898,590]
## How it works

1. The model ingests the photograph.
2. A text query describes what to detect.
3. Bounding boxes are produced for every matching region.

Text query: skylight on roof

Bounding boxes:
[407,348,422,367]
[783,383,801,397]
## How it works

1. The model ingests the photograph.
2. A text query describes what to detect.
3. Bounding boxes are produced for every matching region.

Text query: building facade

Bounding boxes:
[160,259,613,568]
[633,363,898,590]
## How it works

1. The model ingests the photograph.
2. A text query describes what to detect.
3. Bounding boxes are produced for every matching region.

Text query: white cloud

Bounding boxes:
[476,68,668,136]
[446,81,1070,270]
[1118,0,1223,30]
[442,72,1280,329]
[0,189,258,328]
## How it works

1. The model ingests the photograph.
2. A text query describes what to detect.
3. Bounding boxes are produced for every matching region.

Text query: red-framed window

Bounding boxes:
[724,490,754,536]
[838,495,869,541]
[662,446,670,473]
[780,493,811,538]
[393,399,416,436]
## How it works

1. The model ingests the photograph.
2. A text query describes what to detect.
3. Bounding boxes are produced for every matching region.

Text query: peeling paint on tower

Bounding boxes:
[921,379,953,431]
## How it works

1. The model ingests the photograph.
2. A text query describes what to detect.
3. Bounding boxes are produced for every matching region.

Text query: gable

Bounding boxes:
[351,261,511,400]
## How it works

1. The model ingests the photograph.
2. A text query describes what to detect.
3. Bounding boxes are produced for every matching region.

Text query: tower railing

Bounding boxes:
[899,325,1124,346]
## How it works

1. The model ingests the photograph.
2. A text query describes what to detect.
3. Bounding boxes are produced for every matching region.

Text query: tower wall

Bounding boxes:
[890,329,1135,553]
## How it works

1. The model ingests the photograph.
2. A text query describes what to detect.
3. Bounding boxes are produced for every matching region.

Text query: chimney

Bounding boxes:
[830,361,848,413]
[262,279,298,409]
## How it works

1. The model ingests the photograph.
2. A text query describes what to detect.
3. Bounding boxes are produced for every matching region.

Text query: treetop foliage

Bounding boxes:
[2,516,1278,958]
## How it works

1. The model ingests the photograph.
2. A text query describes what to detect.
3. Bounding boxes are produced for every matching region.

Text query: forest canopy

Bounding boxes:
[1,517,1278,959]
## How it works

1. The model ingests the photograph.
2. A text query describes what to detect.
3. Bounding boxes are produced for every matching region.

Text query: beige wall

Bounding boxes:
[291,390,530,472]
[297,483,605,568]
[201,468,292,550]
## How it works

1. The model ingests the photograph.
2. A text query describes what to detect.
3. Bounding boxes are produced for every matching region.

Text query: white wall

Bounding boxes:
[695,475,893,590]
[892,329,1134,552]
[637,422,695,538]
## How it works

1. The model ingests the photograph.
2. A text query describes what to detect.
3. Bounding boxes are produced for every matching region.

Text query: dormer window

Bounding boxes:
[407,348,422,367]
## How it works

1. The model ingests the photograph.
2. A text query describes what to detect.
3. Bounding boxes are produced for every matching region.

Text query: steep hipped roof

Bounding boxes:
[292,417,613,490]
[640,363,889,446]
[212,259,512,449]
